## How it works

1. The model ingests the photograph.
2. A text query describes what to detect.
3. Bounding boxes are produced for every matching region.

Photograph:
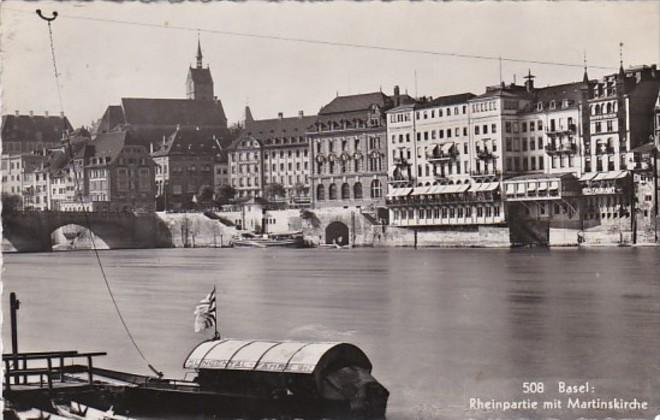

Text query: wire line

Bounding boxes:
[38,9,163,378]
[5,6,618,71]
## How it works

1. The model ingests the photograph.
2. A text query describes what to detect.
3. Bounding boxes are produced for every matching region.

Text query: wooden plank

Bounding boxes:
[2,352,106,362]
[2,350,78,358]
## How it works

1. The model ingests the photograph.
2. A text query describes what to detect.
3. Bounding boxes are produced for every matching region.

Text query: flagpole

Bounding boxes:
[213,285,219,340]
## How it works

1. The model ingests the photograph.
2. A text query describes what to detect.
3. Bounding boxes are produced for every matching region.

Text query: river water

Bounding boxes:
[2,247,659,419]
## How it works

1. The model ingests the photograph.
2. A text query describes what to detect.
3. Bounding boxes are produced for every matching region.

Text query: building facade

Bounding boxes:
[228,109,316,205]
[309,89,412,214]
[152,128,221,210]
[1,112,73,155]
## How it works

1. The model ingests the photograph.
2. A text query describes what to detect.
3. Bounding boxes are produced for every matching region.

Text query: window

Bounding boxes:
[316,184,325,200]
[370,179,382,198]
[328,183,337,200]
[483,125,488,134]
[505,122,512,133]
[353,182,363,199]
[475,126,480,135]
[491,124,497,134]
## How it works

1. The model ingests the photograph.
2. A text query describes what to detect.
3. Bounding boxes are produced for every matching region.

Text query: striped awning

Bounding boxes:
[593,170,628,181]
[387,187,413,198]
[471,182,500,192]
[411,186,433,195]
[549,181,559,190]
[579,172,598,182]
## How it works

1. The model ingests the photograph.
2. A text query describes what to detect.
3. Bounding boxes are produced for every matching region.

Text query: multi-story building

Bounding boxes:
[1,112,72,155]
[309,88,412,214]
[56,130,156,212]
[228,109,316,205]
[152,127,222,210]
[1,154,46,208]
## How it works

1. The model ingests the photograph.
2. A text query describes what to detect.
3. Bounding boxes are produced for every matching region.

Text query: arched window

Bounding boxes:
[353,182,363,199]
[370,179,382,198]
[329,183,337,200]
[341,183,350,200]
[606,103,613,114]
[595,104,601,115]
[316,184,325,201]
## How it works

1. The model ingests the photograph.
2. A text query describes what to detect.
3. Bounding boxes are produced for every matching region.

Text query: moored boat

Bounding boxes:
[231,231,305,248]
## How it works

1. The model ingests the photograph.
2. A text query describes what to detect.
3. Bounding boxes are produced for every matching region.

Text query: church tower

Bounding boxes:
[186,37,214,101]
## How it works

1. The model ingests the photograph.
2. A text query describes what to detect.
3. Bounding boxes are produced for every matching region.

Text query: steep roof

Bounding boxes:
[188,67,213,85]
[418,93,477,109]
[1,114,73,144]
[244,115,317,139]
[152,127,223,159]
[319,92,392,115]
[532,82,583,108]
[120,98,226,127]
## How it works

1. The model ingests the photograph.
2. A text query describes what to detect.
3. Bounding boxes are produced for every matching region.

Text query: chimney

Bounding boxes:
[44,111,49,117]
[278,112,284,119]
[29,110,34,117]
[524,69,535,93]
[150,142,154,154]
[15,110,19,116]
[298,110,304,119]
[394,85,400,106]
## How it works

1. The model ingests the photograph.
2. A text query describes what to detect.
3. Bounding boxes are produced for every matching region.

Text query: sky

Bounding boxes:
[1,1,658,128]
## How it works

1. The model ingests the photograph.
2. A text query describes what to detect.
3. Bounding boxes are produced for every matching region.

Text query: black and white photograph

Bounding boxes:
[1,1,659,419]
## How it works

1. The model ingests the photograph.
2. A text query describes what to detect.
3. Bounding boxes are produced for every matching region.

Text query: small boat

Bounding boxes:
[231,231,305,248]
[53,402,134,420]
[14,408,69,420]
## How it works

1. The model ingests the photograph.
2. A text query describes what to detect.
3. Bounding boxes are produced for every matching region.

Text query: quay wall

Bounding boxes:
[376,225,511,248]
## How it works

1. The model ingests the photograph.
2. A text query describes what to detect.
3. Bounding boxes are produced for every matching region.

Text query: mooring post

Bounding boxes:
[46,357,53,390]
[10,292,20,384]
[87,355,94,385]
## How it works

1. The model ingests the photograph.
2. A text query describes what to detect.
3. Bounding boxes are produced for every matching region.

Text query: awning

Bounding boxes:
[183,339,372,376]
[481,182,500,192]
[411,186,433,195]
[505,184,515,194]
[387,187,412,198]
[516,183,526,193]
[579,172,598,182]
[445,184,470,193]
[593,170,629,181]
[549,181,559,190]
[527,183,537,192]
[538,182,548,191]
[440,142,454,153]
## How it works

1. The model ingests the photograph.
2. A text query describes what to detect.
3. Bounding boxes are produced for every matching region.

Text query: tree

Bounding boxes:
[215,184,236,205]
[197,184,215,207]
[2,193,22,216]
[264,183,286,201]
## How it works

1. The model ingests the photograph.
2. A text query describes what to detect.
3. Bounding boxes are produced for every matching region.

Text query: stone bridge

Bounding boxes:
[2,211,173,252]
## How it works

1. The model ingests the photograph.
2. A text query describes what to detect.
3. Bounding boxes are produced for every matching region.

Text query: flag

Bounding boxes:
[194,287,216,333]
[192,194,198,204]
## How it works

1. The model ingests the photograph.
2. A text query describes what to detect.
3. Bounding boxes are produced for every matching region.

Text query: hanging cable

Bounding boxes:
[7,7,617,71]
[36,9,163,378]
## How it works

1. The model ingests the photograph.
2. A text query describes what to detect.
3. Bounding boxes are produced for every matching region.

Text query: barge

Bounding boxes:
[3,339,389,419]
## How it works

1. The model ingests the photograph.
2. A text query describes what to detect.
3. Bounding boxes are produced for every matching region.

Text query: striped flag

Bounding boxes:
[194,287,217,333]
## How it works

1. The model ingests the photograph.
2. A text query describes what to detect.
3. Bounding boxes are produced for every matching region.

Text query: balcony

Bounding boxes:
[393,156,411,167]
[476,149,496,160]
[546,124,576,136]
[545,143,577,155]
[595,146,615,155]
[426,144,458,163]
[470,169,501,179]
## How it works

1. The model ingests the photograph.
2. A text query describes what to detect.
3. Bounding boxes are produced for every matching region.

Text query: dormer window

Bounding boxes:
[549,100,556,110]
[537,103,543,111]
[562,99,570,108]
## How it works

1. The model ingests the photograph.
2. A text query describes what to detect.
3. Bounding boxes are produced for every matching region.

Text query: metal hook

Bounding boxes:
[36,9,58,22]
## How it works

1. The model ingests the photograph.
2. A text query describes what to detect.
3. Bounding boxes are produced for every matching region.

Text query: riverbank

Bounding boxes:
[2,209,657,252]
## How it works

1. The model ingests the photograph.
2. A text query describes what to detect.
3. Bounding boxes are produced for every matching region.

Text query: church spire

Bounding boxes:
[618,42,625,78]
[196,33,203,69]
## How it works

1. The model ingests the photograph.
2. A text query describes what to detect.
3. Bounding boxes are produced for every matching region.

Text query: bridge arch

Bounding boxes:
[51,224,110,250]
[325,221,349,246]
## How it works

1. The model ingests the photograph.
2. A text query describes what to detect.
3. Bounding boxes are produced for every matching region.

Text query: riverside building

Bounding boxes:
[386,63,660,245]
[309,87,413,216]
[228,108,316,205]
